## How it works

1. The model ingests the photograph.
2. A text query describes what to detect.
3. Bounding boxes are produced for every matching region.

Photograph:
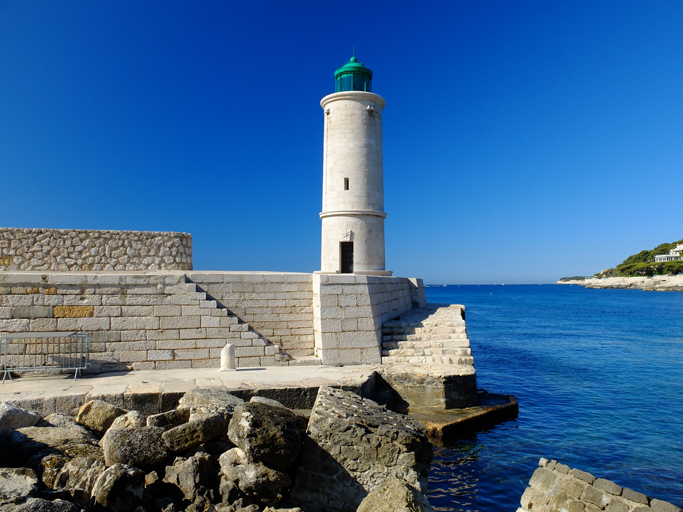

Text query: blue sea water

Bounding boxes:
[423,284,683,511]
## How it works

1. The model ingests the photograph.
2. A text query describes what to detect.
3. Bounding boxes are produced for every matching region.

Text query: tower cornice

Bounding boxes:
[321,91,386,110]
[319,209,387,219]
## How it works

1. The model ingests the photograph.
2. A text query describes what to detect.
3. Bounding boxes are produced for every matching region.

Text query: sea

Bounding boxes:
[423,284,683,511]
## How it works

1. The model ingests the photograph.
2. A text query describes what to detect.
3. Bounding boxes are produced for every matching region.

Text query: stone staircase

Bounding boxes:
[381,303,474,365]
[184,278,321,366]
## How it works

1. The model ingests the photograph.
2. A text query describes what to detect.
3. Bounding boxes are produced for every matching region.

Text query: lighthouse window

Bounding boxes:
[344,178,349,190]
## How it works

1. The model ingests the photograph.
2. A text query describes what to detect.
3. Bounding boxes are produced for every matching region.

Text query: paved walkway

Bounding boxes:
[0,365,379,416]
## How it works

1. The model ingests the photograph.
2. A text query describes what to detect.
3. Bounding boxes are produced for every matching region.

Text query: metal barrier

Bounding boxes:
[0,331,90,383]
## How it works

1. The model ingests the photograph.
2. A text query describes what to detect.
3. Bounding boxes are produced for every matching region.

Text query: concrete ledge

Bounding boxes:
[408,393,518,440]
[379,364,477,409]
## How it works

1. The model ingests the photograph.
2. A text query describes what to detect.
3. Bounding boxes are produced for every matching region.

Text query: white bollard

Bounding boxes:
[220,342,236,371]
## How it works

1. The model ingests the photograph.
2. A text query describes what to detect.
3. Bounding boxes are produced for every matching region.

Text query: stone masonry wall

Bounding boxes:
[518,458,682,512]
[0,271,426,370]
[187,272,314,358]
[0,272,289,371]
[312,274,423,365]
[0,227,192,272]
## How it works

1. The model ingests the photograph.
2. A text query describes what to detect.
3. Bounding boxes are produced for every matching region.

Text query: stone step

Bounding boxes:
[288,356,323,366]
[381,340,470,350]
[382,333,468,342]
[381,347,472,357]
[381,355,475,365]
[383,326,467,336]
[383,320,466,330]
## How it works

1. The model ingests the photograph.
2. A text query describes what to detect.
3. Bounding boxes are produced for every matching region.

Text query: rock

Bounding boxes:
[26,452,70,488]
[53,457,105,503]
[219,447,291,506]
[179,389,244,428]
[101,426,170,470]
[0,467,39,511]
[155,497,183,512]
[263,508,302,512]
[236,506,260,512]
[163,453,218,508]
[147,409,191,430]
[249,397,287,409]
[289,387,432,512]
[356,474,434,512]
[0,402,41,430]
[91,463,145,512]
[8,427,101,466]
[74,400,126,434]
[40,415,79,429]
[227,402,305,469]
[14,497,80,512]
[110,410,145,429]
[178,389,244,412]
[162,414,227,452]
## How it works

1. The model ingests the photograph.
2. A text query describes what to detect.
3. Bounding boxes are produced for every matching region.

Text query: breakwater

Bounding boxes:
[518,458,681,512]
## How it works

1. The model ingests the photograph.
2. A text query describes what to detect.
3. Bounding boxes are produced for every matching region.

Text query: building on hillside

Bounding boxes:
[654,243,683,262]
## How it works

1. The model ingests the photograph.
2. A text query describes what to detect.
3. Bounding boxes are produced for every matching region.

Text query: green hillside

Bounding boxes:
[598,239,683,277]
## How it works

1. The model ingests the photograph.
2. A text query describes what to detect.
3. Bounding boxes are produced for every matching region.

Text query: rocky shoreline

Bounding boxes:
[556,275,683,291]
[0,386,434,512]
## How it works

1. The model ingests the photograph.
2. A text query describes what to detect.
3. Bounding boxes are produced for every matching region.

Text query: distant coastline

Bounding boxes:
[556,275,683,291]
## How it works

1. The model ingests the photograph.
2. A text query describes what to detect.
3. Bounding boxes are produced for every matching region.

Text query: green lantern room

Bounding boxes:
[334,55,373,92]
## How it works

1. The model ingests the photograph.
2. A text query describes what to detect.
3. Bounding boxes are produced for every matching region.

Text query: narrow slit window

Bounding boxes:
[344,178,349,190]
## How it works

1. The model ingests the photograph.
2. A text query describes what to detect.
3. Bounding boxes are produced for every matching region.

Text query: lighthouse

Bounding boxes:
[319,55,391,276]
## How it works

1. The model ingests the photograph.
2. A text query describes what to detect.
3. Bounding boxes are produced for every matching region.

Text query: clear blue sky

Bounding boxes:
[2,1,682,284]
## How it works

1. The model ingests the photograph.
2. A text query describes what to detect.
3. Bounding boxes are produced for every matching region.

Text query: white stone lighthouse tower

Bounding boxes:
[319,55,391,276]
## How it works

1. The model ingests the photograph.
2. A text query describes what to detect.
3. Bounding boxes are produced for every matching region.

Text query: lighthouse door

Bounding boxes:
[340,242,354,273]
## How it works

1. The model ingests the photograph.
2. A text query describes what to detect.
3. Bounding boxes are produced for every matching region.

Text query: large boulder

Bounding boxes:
[74,400,126,434]
[91,463,145,512]
[101,427,170,470]
[52,456,105,503]
[356,475,434,512]
[227,402,305,469]
[162,414,227,452]
[14,497,80,512]
[219,447,291,506]
[109,411,145,430]
[8,427,101,466]
[163,453,218,508]
[0,403,41,430]
[289,387,433,512]
[0,467,39,511]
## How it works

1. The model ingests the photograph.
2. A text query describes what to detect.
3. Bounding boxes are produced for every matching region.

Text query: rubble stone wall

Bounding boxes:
[0,227,192,272]
[518,458,682,512]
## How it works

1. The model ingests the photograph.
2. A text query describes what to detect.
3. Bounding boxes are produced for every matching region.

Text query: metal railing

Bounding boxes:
[0,331,90,383]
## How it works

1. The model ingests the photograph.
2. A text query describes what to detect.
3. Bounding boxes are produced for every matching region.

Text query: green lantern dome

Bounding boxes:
[334,55,373,93]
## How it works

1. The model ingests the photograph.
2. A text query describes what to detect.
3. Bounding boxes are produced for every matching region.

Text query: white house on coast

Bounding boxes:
[654,243,683,262]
